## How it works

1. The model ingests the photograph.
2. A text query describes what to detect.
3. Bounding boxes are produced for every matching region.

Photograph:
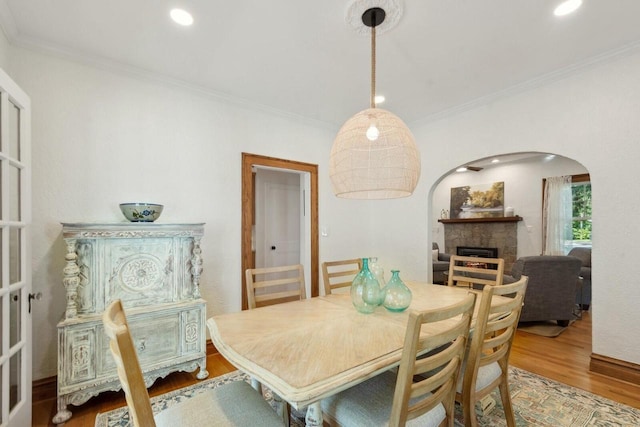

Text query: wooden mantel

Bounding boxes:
[438,216,523,224]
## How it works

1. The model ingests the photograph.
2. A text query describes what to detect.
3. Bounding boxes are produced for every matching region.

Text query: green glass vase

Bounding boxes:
[351,257,382,314]
[368,257,386,290]
[382,270,412,312]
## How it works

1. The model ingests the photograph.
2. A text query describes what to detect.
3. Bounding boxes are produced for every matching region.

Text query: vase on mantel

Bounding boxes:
[351,257,382,314]
[382,270,412,312]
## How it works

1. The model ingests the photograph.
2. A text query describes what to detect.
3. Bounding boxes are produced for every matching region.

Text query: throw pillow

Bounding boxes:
[432,249,439,262]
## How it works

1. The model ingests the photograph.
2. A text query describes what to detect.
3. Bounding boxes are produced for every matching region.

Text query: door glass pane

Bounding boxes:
[0,368,3,424]
[10,228,21,284]
[10,350,21,412]
[9,165,20,221]
[9,100,20,161]
[0,294,3,344]
[0,162,3,220]
[10,290,20,347]
[0,231,3,280]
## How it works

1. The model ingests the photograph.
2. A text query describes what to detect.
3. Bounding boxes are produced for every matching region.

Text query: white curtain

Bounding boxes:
[543,175,572,255]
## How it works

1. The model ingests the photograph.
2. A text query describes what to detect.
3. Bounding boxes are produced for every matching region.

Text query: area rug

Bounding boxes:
[95,367,640,426]
[518,320,572,337]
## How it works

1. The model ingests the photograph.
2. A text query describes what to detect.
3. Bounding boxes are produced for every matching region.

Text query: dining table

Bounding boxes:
[207,281,508,427]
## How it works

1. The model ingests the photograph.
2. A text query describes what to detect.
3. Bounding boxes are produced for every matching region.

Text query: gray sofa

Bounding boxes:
[506,255,582,326]
[568,247,591,309]
[432,243,451,284]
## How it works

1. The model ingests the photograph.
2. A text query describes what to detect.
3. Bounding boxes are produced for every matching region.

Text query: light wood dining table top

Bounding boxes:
[207,281,502,409]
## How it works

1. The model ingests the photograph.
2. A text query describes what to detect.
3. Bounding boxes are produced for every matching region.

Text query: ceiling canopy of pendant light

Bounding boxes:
[330,6,420,200]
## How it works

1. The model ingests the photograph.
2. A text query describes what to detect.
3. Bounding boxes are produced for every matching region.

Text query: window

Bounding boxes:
[569,173,591,249]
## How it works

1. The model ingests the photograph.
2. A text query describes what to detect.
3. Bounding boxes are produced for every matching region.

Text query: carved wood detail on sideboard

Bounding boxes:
[53,223,209,424]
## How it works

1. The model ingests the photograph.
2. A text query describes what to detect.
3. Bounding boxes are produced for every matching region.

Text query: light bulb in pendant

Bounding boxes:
[366,124,379,141]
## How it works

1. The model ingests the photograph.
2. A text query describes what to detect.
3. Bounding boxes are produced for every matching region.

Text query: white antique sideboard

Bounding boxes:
[53,222,209,424]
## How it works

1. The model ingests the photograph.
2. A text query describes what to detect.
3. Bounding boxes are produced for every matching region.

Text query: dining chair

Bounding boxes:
[446,255,505,288]
[321,292,477,427]
[321,258,362,295]
[246,264,307,309]
[455,275,529,427]
[245,264,307,425]
[101,299,284,427]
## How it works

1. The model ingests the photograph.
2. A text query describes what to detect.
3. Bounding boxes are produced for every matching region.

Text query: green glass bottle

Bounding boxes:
[382,270,412,312]
[351,257,382,314]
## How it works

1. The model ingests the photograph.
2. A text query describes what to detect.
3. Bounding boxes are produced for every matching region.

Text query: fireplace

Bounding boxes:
[456,246,499,270]
[456,246,499,258]
[442,219,518,272]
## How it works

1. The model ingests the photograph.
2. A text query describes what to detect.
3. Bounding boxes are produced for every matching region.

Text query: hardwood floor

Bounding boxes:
[511,310,640,409]
[33,310,640,426]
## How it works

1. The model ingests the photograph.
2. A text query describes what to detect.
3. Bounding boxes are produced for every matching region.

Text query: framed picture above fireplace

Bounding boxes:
[450,181,504,219]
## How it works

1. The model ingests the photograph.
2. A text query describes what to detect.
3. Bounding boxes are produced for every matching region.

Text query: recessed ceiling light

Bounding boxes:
[170,8,194,26]
[554,0,582,17]
[374,95,385,105]
[491,159,500,164]
[456,167,468,173]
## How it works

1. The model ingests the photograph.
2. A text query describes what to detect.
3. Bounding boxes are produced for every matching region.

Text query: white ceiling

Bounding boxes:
[2,0,640,127]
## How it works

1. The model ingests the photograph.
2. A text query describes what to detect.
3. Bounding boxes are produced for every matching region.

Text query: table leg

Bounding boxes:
[250,377,289,426]
[305,402,323,427]
[272,393,290,427]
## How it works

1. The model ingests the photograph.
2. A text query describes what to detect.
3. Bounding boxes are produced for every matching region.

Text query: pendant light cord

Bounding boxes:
[370,24,376,109]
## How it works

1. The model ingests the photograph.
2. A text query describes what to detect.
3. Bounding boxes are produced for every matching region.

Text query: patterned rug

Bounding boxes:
[95,367,640,426]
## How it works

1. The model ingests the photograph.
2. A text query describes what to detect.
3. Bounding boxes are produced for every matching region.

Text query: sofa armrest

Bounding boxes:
[502,274,518,284]
[439,253,451,262]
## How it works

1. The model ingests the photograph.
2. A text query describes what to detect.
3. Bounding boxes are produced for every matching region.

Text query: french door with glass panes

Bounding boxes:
[0,68,31,427]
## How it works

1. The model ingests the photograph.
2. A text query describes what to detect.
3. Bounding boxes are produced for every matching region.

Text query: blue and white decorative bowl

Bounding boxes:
[119,203,163,222]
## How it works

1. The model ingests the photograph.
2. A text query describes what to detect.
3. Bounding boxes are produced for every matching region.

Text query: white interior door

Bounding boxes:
[0,68,31,427]
[255,168,302,269]
[264,181,300,268]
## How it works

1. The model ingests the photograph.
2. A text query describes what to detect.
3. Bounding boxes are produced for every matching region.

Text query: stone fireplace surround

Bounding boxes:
[439,217,521,273]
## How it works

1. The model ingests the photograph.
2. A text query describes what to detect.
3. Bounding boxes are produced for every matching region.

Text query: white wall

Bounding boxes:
[431,155,588,258]
[385,48,640,365]
[0,28,12,71]
[8,47,373,380]
[7,38,640,379]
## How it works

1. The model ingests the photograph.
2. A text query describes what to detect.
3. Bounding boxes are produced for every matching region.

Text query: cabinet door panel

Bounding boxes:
[98,312,180,375]
[105,239,176,308]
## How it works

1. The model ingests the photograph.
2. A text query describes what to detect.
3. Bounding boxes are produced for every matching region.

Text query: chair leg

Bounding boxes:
[462,396,478,427]
[498,380,516,427]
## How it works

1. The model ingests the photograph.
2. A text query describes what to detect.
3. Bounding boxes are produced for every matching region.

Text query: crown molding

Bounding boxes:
[5,32,337,131]
[409,39,640,127]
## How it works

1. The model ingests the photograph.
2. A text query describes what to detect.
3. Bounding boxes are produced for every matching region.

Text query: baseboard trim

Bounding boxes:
[590,353,640,386]
[33,340,220,404]
[32,376,57,403]
[207,339,219,355]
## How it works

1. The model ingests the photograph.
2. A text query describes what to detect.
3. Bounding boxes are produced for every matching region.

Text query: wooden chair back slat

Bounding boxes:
[447,255,505,288]
[321,258,362,295]
[389,293,477,426]
[246,264,307,309]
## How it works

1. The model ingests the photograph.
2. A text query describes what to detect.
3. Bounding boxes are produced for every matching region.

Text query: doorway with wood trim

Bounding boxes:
[241,153,319,310]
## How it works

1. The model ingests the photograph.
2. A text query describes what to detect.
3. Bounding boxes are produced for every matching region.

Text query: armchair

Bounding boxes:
[506,255,582,326]
[432,242,451,284]
[568,247,591,310]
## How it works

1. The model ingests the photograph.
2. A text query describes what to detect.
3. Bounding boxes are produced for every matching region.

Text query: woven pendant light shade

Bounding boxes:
[330,107,421,199]
[330,5,420,199]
